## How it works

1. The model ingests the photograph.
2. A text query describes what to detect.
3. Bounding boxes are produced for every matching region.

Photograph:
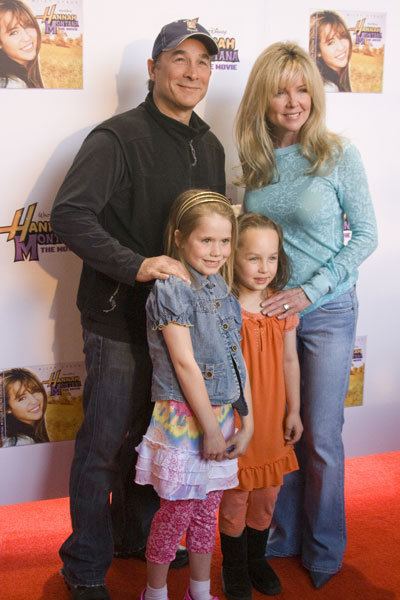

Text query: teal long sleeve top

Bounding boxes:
[244,142,378,313]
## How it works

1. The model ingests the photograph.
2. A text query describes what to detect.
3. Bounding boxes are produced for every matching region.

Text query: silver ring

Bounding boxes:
[283,303,290,311]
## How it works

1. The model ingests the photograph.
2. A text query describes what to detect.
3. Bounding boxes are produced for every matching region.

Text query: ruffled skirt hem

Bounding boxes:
[135,435,238,500]
[237,447,299,490]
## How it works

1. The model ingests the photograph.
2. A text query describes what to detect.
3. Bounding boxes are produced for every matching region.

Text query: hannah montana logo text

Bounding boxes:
[0,203,67,262]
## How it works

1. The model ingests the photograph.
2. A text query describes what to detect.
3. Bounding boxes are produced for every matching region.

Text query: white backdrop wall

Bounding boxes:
[1,0,398,505]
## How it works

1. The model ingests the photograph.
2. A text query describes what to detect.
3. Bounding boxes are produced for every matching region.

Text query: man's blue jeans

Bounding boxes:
[267,289,358,574]
[60,329,157,586]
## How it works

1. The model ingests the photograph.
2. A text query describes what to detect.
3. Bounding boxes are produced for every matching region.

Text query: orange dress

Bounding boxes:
[236,309,299,490]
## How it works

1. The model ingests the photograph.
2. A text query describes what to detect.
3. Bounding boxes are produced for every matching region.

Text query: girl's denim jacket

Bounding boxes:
[146,268,248,415]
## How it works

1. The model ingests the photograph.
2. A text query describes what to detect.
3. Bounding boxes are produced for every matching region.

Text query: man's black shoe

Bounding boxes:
[65,581,111,600]
[68,586,111,600]
[114,544,189,569]
[61,572,111,600]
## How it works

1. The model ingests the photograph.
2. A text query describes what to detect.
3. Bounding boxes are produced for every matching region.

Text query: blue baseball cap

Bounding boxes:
[152,18,218,59]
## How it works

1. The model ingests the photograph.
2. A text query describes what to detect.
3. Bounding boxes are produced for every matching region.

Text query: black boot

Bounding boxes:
[247,526,282,596]
[220,530,252,600]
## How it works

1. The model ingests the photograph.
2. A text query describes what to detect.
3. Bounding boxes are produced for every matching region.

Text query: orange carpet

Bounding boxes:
[1,452,399,600]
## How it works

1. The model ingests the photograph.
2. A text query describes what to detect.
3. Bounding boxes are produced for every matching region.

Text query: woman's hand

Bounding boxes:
[225,426,253,459]
[284,411,303,445]
[202,428,229,461]
[261,287,311,319]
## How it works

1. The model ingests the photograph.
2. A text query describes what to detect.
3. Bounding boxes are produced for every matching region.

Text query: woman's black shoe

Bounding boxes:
[309,570,335,589]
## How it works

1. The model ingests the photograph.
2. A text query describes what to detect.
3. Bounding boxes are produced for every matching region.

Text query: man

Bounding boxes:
[51,19,225,600]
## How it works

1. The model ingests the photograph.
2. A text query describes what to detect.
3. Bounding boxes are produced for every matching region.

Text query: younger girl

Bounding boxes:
[219,213,302,599]
[135,189,254,600]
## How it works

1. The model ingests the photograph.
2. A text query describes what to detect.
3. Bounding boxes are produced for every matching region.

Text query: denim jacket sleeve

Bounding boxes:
[146,276,193,329]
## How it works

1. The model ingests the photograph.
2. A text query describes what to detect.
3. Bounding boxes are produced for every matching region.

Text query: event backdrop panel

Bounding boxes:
[0,0,398,505]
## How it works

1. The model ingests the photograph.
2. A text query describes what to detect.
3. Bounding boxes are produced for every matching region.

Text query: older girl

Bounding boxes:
[135,189,253,600]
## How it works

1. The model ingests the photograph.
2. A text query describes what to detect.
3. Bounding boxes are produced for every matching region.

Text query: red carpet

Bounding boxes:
[1,452,399,600]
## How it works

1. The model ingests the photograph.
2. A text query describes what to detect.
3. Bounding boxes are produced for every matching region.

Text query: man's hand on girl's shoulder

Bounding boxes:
[136,255,190,283]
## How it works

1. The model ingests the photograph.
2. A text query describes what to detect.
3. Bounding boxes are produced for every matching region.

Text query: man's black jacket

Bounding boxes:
[51,94,225,342]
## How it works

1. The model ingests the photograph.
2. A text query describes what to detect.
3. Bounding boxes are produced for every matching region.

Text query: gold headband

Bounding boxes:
[176,191,232,228]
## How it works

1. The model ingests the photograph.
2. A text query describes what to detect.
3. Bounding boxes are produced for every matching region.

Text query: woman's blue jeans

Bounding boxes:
[267,288,358,574]
[59,329,157,587]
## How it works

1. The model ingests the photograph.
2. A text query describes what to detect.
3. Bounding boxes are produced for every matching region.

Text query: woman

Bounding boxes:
[309,10,352,92]
[0,0,43,88]
[2,368,49,446]
[236,42,377,588]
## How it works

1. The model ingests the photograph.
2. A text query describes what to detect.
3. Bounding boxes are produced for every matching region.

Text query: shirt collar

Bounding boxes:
[188,266,228,295]
[144,93,210,142]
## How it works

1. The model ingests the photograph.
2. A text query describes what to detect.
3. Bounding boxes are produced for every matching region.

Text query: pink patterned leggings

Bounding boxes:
[146,490,223,564]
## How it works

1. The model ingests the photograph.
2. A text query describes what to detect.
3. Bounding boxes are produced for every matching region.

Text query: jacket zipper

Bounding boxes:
[189,139,197,167]
[103,282,120,313]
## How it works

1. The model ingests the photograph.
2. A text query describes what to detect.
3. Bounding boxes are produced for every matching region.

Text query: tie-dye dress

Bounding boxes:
[135,399,238,500]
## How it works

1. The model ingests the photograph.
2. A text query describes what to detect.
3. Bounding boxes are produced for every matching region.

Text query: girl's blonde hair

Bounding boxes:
[236,41,343,189]
[164,189,238,289]
[234,213,291,296]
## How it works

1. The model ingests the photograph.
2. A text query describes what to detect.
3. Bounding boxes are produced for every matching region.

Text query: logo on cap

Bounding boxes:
[184,18,199,32]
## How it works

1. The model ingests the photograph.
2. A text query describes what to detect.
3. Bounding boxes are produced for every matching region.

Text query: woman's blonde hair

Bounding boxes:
[236,41,343,189]
[164,189,238,289]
